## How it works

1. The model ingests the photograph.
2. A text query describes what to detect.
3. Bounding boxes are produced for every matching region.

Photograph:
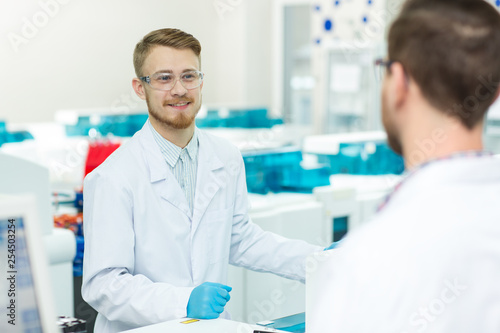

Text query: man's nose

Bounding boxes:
[170,78,188,96]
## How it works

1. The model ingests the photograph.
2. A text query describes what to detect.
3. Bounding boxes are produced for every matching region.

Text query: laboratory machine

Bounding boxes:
[0,194,60,333]
[0,153,76,317]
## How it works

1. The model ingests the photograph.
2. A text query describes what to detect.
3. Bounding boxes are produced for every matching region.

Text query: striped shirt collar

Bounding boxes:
[148,121,199,168]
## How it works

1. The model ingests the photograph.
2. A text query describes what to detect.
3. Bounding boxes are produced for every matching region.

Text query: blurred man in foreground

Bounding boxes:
[309,0,500,332]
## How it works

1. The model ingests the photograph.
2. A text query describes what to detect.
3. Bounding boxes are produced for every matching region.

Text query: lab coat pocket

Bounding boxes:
[205,208,233,264]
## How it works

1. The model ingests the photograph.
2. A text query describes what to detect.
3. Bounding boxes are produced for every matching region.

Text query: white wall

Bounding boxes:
[0,0,273,123]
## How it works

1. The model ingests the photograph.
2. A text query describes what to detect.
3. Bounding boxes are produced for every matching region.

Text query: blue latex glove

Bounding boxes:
[324,240,342,251]
[187,282,232,319]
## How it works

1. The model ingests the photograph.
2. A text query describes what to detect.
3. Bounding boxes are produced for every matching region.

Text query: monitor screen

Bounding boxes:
[0,194,59,333]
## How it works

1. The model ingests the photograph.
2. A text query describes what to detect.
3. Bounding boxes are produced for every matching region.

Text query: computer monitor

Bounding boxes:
[0,194,59,333]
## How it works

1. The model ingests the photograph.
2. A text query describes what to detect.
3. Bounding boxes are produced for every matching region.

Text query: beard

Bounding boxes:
[382,91,403,156]
[146,96,201,130]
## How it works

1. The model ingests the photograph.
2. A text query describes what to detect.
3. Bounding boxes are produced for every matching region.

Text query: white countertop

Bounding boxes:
[121,318,285,333]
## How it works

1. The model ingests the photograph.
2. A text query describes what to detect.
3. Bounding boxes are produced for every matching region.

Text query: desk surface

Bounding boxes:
[121,318,285,333]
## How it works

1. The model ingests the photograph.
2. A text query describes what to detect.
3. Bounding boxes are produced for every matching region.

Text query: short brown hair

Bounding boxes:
[133,28,202,77]
[388,0,500,129]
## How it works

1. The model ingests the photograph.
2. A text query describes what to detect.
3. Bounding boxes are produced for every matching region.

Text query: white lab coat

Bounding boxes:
[308,155,500,333]
[82,120,321,333]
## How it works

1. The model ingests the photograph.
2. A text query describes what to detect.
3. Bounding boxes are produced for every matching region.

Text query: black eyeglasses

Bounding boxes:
[374,58,395,82]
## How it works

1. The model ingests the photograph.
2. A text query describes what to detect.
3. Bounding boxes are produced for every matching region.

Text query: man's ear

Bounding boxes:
[132,78,147,100]
[390,62,409,111]
[494,88,500,103]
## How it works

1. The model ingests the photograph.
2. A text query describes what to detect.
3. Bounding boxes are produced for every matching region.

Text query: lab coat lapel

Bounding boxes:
[191,130,225,233]
[156,174,191,218]
[139,120,191,217]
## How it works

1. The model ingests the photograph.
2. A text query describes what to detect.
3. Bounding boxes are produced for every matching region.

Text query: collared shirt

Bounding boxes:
[377,150,493,212]
[149,121,199,215]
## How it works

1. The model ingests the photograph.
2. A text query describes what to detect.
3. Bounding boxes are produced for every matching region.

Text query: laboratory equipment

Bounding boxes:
[53,214,84,276]
[303,131,405,175]
[56,316,87,332]
[313,185,357,242]
[58,107,283,138]
[312,0,396,44]
[84,140,121,177]
[56,109,148,137]
[0,120,34,146]
[0,152,76,316]
[322,43,382,133]
[0,194,60,333]
[196,107,283,129]
[304,131,404,237]
[0,121,91,192]
[328,173,402,228]
[310,0,398,134]
[485,98,500,154]
[276,0,391,131]
[279,2,315,126]
[242,147,331,194]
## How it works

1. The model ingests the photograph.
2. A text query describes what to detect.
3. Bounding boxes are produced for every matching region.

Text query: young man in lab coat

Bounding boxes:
[82,28,324,333]
[308,0,500,332]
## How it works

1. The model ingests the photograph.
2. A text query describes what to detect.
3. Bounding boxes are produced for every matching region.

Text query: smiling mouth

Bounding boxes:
[167,102,190,107]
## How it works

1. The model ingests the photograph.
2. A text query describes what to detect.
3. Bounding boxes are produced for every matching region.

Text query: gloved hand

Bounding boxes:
[324,240,342,251]
[186,282,232,319]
